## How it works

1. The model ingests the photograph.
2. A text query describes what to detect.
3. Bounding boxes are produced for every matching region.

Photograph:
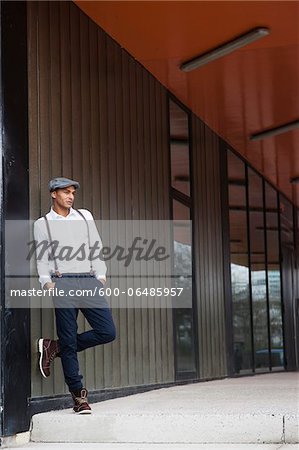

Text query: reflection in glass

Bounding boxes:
[169,100,190,196]
[248,169,269,371]
[227,150,286,373]
[172,199,196,373]
[265,183,284,369]
[228,151,252,373]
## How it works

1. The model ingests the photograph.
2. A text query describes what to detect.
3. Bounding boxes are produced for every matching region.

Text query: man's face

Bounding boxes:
[51,186,76,208]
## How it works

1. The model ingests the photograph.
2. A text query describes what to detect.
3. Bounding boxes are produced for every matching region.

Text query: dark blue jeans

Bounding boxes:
[52,275,116,392]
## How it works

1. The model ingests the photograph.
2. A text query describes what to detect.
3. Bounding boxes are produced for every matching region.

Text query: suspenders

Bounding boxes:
[43,209,95,277]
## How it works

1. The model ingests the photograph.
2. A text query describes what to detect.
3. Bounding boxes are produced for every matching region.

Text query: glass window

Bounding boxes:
[228,151,252,373]
[248,169,269,371]
[265,183,284,369]
[227,150,287,374]
[172,199,196,373]
[169,99,190,196]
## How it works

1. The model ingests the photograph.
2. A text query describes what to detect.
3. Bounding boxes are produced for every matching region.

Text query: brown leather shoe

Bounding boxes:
[71,388,92,414]
[38,338,60,378]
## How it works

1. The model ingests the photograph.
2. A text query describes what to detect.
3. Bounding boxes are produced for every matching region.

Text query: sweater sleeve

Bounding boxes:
[33,218,53,288]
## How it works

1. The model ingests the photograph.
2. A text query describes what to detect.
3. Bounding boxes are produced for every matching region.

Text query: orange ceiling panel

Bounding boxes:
[75,1,299,207]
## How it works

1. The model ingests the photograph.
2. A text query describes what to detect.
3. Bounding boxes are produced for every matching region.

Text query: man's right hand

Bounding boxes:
[43,282,56,291]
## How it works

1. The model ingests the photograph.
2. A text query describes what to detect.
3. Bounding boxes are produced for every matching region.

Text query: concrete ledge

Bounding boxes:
[30,373,299,444]
[31,411,298,444]
[23,443,299,450]
[285,414,299,443]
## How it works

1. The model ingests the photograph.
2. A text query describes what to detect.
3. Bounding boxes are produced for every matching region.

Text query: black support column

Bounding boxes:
[1,1,30,436]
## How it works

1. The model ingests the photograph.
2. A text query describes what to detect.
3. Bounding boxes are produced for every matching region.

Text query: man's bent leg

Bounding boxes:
[74,277,116,352]
[77,306,116,352]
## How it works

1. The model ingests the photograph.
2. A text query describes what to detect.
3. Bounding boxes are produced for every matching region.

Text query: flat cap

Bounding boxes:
[48,177,80,192]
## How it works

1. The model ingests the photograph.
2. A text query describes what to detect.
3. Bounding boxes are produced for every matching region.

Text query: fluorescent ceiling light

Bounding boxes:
[250,119,299,141]
[180,27,270,72]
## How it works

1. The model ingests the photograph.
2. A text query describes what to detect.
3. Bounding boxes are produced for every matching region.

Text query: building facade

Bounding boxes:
[0,0,298,438]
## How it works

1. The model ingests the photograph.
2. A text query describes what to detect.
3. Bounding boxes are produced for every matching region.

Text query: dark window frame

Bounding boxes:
[224,143,295,375]
[167,93,199,381]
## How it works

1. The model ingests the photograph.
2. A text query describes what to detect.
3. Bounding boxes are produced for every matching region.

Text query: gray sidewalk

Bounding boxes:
[28,372,298,445]
[11,443,299,450]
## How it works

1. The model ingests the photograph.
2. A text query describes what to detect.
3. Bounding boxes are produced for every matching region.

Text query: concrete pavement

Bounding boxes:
[10,443,299,450]
[30,372,299,445]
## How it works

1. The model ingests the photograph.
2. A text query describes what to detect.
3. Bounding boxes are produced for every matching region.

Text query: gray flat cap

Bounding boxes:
[48,177,80,192]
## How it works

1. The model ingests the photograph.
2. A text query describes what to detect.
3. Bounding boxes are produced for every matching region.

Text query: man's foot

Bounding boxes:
[71,388,92,414]
[38,338,60,378]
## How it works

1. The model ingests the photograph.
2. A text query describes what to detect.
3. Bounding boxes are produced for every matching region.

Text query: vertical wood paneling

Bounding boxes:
[70,4,82,203]
[194,119,204,377]
[105,37,118,389]
[192,115,227,379]
[72,5,86,388]
[156,82,167,382]
[128,55,141,385]
[113,36,123,388]
[28,0,43,398]
[28,1,174,396]
[28,0,228,394]
[94,27,107,389]
[80,11,93,390]
[162,93,174,383]
[49,3,62,176]
[60,2,72,177]
[88,20,99,392]
[38,2,56,397]
[143,71,156,384]
[206,127,215,375]
[121,50,130,387]
[136,63,150,384]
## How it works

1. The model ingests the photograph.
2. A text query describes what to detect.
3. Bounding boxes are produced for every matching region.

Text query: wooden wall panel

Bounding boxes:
[28,0,229,397]
[28,1,174,397]
[192,116,227,379]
